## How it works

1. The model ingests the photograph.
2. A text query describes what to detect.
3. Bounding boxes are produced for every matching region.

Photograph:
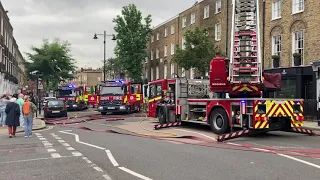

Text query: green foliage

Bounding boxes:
[104,57,123,79]
[113,4,152,83]
[25,38,76,90]
[172,27,216,76]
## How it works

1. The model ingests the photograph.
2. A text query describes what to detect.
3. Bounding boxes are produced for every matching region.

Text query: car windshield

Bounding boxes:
[48,100,64,106]
[44,97,56,101]
[101,86,124,95]
[57,89,76,96]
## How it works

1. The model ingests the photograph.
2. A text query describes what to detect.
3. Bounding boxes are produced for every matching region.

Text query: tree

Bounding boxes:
[25,38,76,90]
[104,57,124,79]
[172,27,216,76]
[113,4,152,82]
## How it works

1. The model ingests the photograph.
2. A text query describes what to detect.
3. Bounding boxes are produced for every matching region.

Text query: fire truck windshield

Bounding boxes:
[101,86,124,95]
[57,89,76,97]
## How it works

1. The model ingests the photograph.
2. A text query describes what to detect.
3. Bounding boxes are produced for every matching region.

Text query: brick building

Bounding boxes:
[0,2,26,94]
[71,68,104,86]
[145,0,319,82]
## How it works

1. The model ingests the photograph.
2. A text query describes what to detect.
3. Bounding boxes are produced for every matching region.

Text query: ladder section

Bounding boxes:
[230,0,261,84]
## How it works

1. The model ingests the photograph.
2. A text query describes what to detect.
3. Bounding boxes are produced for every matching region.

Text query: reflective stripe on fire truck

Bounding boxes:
[136,94,141,101]
[124,95,128,103]
[232,84,258,92]
[254,100,304,129]
[148,96,162,103]
[84,94,88,102]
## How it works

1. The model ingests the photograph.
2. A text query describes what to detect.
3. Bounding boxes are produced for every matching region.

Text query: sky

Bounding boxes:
[2,0,196,69]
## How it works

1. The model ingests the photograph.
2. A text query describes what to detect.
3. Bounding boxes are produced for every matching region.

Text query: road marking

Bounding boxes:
[35,133,41,136]
[42,141,49,143]
[82,157,92,164]
[79,141,106,150]
[102,174,112,180]
[226,142,242,146]
[67,147,75,151]
[277,154,320,169]
[39,138,46,140]
[62,143,70,147]
[105,150,119,167]
[54,137,62,140]
[47,149,56,152]
[0,156,74,164]
[175,129,216,140]
[51,153,62,158]
[58,140,66,143]
[37,136,43,138]
[93,166,103,172]
[43,142,53,147]
[252,148,271,152]
[72,151,83,156]
[119,167,153,180]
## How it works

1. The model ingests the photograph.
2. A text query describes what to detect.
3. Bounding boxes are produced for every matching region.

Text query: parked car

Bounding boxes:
[44,100,67,118]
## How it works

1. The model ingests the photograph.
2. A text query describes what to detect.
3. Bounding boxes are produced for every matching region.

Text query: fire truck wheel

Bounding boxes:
[209,108,229,135]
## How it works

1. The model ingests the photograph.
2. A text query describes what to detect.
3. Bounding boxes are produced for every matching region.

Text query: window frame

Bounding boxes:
[215,0,221,14]
[190,13,195,24]
[292,30,304,66]
[215,23,221,41]
[272,0,281,20]
[292,0,304,14]
[182,17,186,28]
[204,5,210,19]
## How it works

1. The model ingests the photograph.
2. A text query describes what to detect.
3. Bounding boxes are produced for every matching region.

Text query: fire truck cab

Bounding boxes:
[83,85,98,108]
[97,80,143,115]
[56,84,88,111]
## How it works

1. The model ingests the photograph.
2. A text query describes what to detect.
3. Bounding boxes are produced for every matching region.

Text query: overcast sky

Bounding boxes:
[2,0,195,69]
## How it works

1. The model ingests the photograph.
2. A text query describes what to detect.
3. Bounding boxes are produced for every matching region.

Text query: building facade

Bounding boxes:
[72,68,104,86]
[145,0,319,81]
[0,2,26,94]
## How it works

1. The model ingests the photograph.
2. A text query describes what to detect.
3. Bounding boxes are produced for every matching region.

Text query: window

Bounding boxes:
[151,35,154,43]
[292,30,304,65]
[272,0,281,19]
[171,63,175,76]
[204,5,209,19]
[190,68,195,79]
[145,68,148,78]
[182,68,186,77]
[216,0,221,13]
[164,45,168,57]
[156,33,160,40]
[191,13,195,24]
[215,23,221,41]
[156,48,159,59]
[149,83,163,98]
[292,0,304,14]
[1,17,3,36]
[182,17,186,28]
[171,24,175,34]
[150,50,154,60]
[164,64,167,78]
[272,35,281,55]
[182,37,186,50]
[164,28,168,37]
[156,66,159,79]
[151,68,154,81]
[171,42,175,55]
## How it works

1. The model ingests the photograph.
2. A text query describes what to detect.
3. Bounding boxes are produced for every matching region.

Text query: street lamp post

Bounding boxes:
[93,31,116,82]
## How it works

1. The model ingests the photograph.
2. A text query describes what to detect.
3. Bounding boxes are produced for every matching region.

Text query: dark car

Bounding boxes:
[44,100,67,118]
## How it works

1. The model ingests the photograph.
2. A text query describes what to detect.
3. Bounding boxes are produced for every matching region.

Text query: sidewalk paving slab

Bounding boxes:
[0,115,46,135]
[303,121,320,131]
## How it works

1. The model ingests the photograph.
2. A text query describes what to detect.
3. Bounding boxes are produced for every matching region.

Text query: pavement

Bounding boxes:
[304,121,320,130]
[0,113,319,180]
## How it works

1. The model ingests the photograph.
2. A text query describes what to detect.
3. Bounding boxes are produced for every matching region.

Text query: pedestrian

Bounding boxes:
[22,95,37,138]
[0,94,10,126]
[16,93,25,127]
[5,98,20,138]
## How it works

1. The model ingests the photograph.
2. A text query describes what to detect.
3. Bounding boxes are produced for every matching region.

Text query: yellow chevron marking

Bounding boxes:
[251,86,258,91]
[124,96,128,103]
[136,94,141,101]
[232,86,239,91]
[238,86,252,92]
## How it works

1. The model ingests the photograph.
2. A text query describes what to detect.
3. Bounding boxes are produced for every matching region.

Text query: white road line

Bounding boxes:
[51,153,62,158]
[0,156,74,164]
[72,151,83,156]
[67,147,75,151]
[79,141,106,150]
[39,138,46,140]
[102,174,112,180]
[226,142,243,146]
[43,143,53,147]
[42,141,49,143]
[35,133,41,136]
[277,154,320,169]
[105,150,119,167]
[251,148,271,152]
[62,143,70,147]
[175,129,216,140]
[58,140,66,143]
[93,166,103,172]
[47,149,56,152]
[82,157,92,164]
[119,167,153,180]
[54,137,62,140]
[37,136,43,138]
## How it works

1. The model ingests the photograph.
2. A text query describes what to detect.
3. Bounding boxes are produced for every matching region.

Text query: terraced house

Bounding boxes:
[0,2,26,94]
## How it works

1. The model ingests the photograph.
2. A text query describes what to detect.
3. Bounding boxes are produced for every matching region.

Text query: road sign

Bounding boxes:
[38,81,43,89]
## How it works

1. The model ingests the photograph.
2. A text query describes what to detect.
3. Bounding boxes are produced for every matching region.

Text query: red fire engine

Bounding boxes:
[83,85,98,108]
[56,84,88,111]
[97,80,143,115]
[146,0,315,141]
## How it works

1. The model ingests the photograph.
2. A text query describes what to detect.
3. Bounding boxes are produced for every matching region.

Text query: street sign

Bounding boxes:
[38,80,43,89]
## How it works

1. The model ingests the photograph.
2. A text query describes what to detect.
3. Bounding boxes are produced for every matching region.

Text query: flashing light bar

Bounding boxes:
[102,79,125,84]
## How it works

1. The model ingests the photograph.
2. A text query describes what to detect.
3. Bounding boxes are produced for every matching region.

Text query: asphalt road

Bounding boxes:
[0,115,319,180]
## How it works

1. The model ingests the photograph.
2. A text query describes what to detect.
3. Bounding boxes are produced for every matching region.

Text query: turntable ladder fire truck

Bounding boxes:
[152,0,316,141]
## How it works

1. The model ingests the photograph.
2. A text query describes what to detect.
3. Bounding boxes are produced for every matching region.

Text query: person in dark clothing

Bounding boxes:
[29,92,37,105]
[5,98,20,138]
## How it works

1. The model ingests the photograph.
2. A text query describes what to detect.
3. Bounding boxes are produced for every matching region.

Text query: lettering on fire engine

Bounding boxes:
[212,83,226,86]
[100,96,123,100]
